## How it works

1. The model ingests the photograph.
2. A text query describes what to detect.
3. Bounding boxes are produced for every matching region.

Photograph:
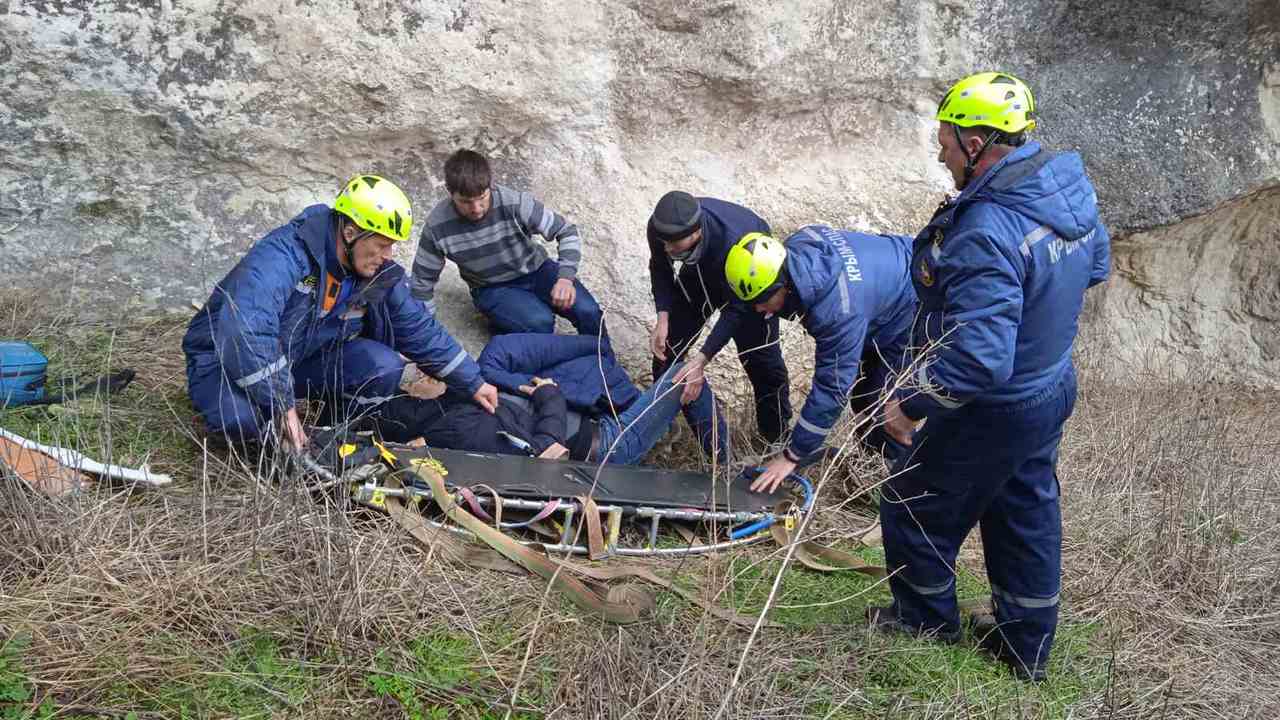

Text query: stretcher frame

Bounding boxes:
[315,443,815,558]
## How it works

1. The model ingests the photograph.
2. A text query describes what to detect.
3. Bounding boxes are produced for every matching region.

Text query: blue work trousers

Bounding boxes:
[848,342,911,465]
[188,338,406,445]
[880,369,1077,677]
[471,260,604,338]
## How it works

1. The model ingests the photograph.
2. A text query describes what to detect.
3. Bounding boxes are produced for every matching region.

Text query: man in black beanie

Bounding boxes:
[647,191,792,460]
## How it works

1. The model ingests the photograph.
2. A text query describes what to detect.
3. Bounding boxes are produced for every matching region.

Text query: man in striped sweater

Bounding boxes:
[410,150,604,337]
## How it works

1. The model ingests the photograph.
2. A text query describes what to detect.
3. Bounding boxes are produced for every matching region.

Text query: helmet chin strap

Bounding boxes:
[338,219,375,271]
[955,124,1005,187]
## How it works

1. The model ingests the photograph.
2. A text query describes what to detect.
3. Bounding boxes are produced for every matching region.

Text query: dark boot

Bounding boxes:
[866,605,961,644]
[968,612,1047,682]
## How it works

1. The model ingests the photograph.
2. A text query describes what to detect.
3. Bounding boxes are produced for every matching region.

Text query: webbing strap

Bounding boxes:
[384,465,773,629]
[525,519,561,540]
[547,553,776,629]
[381,477,524,575]
[457,487,494,523]
[525,499,562,526]
[457,486,559,530]
[501,499,563,530]
[409,463,649,623]
[769,500,887,578]
[578,495,608,560]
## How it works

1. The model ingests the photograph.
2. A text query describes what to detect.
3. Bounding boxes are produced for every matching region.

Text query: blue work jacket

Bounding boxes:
[781,226,916,459]
[899,141,1111,420]
[183,205,482,411]
[478,333,640,414]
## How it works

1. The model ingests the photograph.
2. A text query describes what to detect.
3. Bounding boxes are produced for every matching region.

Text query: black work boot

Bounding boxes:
[969,614,1047,682]
[866,605,961,645]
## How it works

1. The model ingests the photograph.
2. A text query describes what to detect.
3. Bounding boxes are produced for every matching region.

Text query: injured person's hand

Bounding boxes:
[519,376,558,395]
[538,442,569,460]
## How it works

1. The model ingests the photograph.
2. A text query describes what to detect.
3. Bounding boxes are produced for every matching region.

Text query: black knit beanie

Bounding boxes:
[649,191,702,242]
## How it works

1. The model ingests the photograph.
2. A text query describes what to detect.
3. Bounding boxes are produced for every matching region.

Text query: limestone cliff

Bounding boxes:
[1,0,1276,383]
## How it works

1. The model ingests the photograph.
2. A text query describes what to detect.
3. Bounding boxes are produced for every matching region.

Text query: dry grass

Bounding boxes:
[1,299,1278,719]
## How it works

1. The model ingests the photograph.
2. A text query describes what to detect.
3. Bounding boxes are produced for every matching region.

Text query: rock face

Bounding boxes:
[1086,183,1280,386]
[1,0,1277,383]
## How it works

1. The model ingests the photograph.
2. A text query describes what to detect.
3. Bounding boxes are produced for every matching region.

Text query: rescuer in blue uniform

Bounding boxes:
[722,226,917,492]
[183,175,498,451]
[869,72,1112,682]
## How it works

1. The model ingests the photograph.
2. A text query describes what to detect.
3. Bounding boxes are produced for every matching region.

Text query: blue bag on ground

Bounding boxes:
[0,341,48,408]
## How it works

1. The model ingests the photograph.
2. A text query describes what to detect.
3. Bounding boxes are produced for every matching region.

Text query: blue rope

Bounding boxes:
[729,471,815,540]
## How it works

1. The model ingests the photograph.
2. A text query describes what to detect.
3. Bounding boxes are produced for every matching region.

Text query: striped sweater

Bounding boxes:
[410,184,583,313]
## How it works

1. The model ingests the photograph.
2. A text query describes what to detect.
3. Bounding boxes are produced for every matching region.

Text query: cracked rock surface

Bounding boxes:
[1,0,1276,385]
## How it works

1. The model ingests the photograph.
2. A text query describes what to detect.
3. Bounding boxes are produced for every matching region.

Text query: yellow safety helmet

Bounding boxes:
[333,175,413,242]
[725,232,788,302]
[936,71,1037,134]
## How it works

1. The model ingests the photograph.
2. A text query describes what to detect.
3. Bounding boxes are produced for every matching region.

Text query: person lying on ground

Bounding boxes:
[182,175,498,452]
[646,191,791,462]
[418,366,694,465]
[723,227,918,493]
[410,149,605,337]
[475,332,640,419]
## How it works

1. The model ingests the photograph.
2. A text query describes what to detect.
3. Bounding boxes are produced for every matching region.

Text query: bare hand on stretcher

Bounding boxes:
[750,454,797,494]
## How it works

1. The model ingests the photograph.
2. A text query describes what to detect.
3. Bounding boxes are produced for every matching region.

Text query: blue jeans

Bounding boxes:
[594,363,689,465]
[880,369,1077,677]
[472,260,604,337]
[654,277,790,458]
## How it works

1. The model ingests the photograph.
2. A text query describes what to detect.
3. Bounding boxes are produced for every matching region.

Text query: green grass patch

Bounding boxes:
[730,545,991,627]
[730,544,883,626]
[727,548,1108,718]
[0,635,36,719]
[108,631,321,719]
[0,635,62,720]
[848,621,1106,719]
[366,630,538,720]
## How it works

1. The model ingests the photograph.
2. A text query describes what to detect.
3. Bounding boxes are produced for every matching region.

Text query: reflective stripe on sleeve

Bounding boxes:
[795,415,833,438]
[438,349,467,378]
[234,356,287,389]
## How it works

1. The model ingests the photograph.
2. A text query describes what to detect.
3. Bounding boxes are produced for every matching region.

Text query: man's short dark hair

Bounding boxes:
[444,149,492,197]
[960,125,1027,148]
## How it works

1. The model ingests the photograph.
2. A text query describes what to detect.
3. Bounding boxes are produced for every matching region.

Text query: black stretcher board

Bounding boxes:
[391,445,786,513]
